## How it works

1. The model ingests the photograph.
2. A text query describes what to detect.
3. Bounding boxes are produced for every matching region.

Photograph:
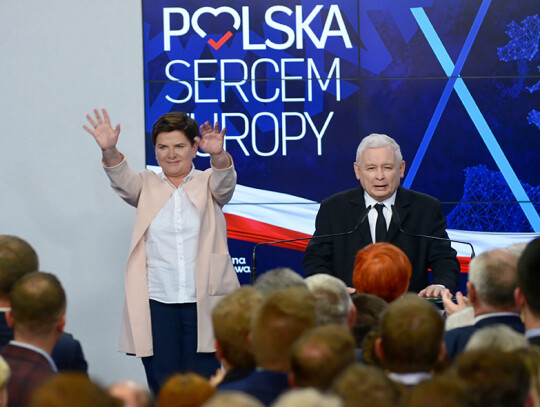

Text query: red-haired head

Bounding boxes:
[353,243,412,302]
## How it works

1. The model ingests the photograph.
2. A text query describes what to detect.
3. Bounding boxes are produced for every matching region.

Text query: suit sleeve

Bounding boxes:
[303,201,334,277]
[52,333,89,373]
[426,201,461,291]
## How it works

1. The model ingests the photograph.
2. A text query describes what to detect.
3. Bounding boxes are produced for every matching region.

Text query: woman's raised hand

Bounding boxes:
[196,121,226,156]
[83,108,121,151]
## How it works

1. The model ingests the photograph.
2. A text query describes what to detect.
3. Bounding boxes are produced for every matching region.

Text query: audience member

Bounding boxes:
[218,287,316,406]
[352,243,411,302]
[305,274,356,327]
[444,249,524,361]
[455,347,532,407]
[0,235,87,372]
[108,380,153,407]
[0,235,39,347]
[0,355,10,407]
[211,286,263,386]
[465,324,529,353]
[289,324,355,391]
[515,347,540,407]
[350,293,387,349]
[506,242,529,259]
[253,268,307,297]
[271,388,343,407]
[1,272,66,407]
[158,373,216,407]
[442,242,527,325]
[515,237,540,346]
[203,391,264,407]
[359,329,383,367]
[374,294,446,386]
[0,235,39,275]
[400,372,475,407]
[28,372,119,407]
[444,306,474,331]
[331,363,402,407]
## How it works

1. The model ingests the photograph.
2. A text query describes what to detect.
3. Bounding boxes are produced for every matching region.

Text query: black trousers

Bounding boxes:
[141,300,220,395]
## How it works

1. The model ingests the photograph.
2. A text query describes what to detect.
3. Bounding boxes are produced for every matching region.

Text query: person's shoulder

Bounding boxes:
[444,324,476,341]
[141,168,160,179]
[398,186,441,206]
[217,374,250,391]
[321,187,363,207]
[55,332,82,350]
[1,343,49,364]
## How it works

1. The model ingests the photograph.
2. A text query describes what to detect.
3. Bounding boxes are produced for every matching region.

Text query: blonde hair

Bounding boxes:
[0,356,10,389]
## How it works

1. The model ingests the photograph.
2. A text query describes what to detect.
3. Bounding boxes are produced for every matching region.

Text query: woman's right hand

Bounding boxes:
[83,108,121,151]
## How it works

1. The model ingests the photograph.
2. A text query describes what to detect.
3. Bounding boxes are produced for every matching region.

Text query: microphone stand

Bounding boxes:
[251,205,372,284]
[390,205,476,258]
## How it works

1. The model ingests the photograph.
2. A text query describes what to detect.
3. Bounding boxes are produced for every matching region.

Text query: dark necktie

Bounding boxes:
[375,203,387,242]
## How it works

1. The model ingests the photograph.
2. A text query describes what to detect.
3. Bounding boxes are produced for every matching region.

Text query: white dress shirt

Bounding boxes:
[145,165,199,304]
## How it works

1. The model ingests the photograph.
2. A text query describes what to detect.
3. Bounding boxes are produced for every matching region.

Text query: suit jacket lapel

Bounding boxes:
[350,187,373,248]
[387,186,411,243]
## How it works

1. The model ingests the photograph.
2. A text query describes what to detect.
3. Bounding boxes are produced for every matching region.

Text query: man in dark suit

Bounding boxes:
[515,237,540,346]
[303,133,460,297]
[0,235,88,372]
[374,294,446,387]
[444,248,524,361]
[218,287,316,406]
[289,324,356,391]
[211,286,263,387]
[1,272,66,407]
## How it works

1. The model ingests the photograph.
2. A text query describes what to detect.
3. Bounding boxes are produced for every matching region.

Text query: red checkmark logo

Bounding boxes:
[208,31,233,50]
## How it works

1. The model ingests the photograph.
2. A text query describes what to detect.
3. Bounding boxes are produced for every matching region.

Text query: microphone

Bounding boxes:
[390,205,475,259]
[250,205,372,283]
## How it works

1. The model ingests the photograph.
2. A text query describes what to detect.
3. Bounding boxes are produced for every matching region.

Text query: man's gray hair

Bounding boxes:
[468,249,518,308]
[355,133,403,163]
[465,324,529,353]
[305,274,351,326]
[253,267,307,297]
[504,242,528,259]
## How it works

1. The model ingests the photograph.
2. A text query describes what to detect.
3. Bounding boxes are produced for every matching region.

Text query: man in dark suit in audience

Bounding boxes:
[303,133,460,298]
[305,274,356,328]
[455,348,532,407]
[444,248,524,361]
[218,287,316,406]
[289,324,356,391]
[211,286,263,386]
[0,235,88,372]
[515,237,540,346]
[374,294,446,387]
[1,272,66,407]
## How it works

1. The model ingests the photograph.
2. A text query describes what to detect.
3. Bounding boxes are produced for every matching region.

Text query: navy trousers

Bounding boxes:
[142,300,220,395]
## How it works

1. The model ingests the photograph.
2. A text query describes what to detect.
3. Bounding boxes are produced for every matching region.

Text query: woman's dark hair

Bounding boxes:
[151,112,199,146]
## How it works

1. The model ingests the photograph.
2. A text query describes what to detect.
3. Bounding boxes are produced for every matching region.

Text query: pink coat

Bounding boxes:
[104,156,240,357]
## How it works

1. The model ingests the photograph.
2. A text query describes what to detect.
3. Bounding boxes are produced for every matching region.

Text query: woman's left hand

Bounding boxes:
[196,121,226,156]
[197,121,230,169]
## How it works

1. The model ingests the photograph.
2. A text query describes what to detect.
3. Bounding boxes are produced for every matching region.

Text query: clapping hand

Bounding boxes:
[441,289,469,316]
